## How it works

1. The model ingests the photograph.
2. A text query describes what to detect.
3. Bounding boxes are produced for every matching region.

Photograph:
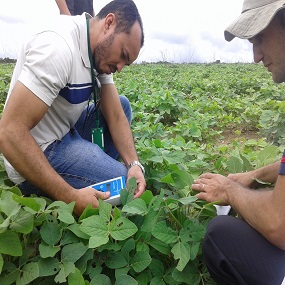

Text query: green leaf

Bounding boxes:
[140,190,154,205]
[149,276,166,285]
[68,223,90,240]
[141,208,160,233]
[189,242,200,260]
[135,272,152,285]
[61,242,88,263]
[149,258,164,278]
[75,248,94,274]
[0,230,22,256]
[184,220,206,242]
[0,254,3,274]
[120,177,136,205]
[90,274,112,285]
[161,170,193,189]
[54,261,75,283]
[105,252,128,269]
[68,267,85,285]
[121,238,135,263]
[79,216,108,237]
[39,243,61,258]
[9,208,34,234]
[122,199,148,216]
[12,195,41,212]
[0,216,11,233]
[171,242,190,271]
[0,191,21,216]
[186,242,197,260]
[256,145,279,168]
[47,201,75,224]
[40,219,62,246]
[172,170,194,189]
[226,156,244,173]
[61,229,80,245]
[163,151,186,165]
[149,156,163,163]
[17,262,39,285]
[0,269,20,285]
[89,235,109,248]
[147,238,171,255]
[78,203,99,221]
[152,221,178,244]
[240,154,254,172]
[38,257,60,277]
[128,177,137,192]
[113,206,121,220]
[115,274,138,285]
[98,199,112,222]
[178,196,198,205]
[172,262,200,285]
[131,251,152,273]
[160,174,174,184]
[110,217,138,241]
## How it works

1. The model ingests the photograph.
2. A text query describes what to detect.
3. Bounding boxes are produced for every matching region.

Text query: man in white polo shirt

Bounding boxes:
[0,0,146,216]
[192,0,285,284]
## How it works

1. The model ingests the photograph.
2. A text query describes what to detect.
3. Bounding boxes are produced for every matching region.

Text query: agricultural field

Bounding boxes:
[0,62,284,284]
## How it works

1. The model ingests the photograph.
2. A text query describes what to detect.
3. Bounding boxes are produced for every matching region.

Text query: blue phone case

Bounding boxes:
[89,176,126,205]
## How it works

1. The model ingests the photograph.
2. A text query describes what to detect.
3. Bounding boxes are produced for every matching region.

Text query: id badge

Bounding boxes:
[92,128,104,150]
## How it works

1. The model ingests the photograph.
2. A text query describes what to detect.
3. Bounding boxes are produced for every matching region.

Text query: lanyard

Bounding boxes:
[86,19,100,128]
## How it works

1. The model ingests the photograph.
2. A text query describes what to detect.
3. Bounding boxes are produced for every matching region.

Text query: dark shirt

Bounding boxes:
[66,0,94,16]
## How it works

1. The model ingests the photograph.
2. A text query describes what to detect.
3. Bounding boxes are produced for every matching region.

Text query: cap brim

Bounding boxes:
[224,1,285,41]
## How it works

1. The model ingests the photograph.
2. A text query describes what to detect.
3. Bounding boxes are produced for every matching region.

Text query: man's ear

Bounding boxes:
[104,13,116,33]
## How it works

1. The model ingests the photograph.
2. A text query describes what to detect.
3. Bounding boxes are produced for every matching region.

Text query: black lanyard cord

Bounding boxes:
[86,19,101,128]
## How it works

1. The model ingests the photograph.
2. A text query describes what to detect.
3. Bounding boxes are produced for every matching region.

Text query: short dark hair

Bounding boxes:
[96,0,144,47]
[276,8,285,28]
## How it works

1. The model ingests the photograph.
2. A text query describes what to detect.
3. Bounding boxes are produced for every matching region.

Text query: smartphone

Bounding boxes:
[89,176,126,206]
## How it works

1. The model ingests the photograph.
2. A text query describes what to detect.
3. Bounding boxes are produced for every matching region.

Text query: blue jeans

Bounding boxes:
[19,96,131,197]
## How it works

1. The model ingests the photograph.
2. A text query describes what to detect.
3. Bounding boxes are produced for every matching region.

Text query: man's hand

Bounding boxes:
[72,187,111,216]
[192,173,239,205]
[127,165,146,198]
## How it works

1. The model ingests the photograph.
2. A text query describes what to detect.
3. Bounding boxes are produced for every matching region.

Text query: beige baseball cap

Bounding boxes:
[224,0,285,41]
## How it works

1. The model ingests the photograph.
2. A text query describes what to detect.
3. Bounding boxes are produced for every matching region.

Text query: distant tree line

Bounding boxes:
[0,58,16,64]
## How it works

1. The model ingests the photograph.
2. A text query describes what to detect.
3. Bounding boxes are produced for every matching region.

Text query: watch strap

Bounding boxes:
[128,160,145,175]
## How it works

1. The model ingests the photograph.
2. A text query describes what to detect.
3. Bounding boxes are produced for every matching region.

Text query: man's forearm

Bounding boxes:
[110,114,139,166]
[251,161,280,184]
[55,0,71,15]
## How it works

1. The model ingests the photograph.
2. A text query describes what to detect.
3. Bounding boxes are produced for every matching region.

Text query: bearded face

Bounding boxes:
[93,33,116,74]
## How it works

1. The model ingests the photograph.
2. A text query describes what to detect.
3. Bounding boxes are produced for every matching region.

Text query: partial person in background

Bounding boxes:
[55,0,95,16]
[192,0,285,284]
[0,0,146,216]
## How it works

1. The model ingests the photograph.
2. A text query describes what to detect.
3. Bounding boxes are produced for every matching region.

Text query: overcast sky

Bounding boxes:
[0,0,253,63]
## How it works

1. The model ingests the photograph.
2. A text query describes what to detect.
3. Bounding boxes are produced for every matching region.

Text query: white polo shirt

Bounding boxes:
[4,13,113,184]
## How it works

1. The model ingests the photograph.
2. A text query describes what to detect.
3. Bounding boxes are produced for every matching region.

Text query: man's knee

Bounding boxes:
[119,95,132,123]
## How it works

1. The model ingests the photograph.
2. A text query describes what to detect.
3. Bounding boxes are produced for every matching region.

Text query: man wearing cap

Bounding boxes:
[192,0,285,284]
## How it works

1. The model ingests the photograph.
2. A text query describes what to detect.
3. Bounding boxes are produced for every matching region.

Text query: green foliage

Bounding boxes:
[0,177,215,285]
[0,63,13,105]
[0,63,284,284]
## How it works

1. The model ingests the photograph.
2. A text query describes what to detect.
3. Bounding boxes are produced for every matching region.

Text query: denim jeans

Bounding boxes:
[19,96,131,197]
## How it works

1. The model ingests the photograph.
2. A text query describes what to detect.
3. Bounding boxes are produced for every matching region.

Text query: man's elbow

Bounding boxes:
[0,126,6,152]
[0,123,14,153]
[266,221,285,250]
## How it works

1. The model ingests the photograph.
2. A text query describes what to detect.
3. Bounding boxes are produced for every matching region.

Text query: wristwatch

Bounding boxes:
[128,160,145,175]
